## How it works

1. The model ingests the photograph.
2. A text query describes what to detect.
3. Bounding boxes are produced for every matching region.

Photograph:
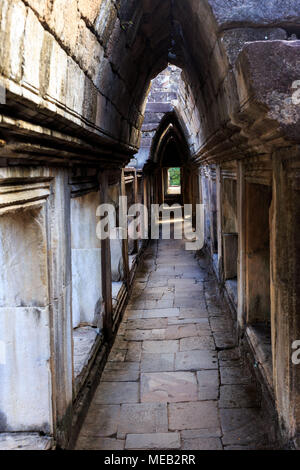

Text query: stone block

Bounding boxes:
[175,350,218,371]
[142,340,179,354]
[125,433,181,450]
[141,353,175,373]
[118,403,168,436]
[141,372,198,403]
[180,336,215,351]
[79,404,120,437]
[219,385,259,408]
[169,402,219,431]
[94,382,139,405]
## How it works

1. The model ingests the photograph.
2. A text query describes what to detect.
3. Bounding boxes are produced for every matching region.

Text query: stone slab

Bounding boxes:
[94,382,139,405]
[175,350,218,371]
[169,402,219,430]
[141,372,198,403]
[125,433,181,450]
[118,403,168,436]
[141,353,175,373]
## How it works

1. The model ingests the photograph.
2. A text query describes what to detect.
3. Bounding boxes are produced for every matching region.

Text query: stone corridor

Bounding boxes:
[75,237,276,451]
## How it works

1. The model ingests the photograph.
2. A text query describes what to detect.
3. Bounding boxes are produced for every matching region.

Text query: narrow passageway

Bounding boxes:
[75,236,276,450]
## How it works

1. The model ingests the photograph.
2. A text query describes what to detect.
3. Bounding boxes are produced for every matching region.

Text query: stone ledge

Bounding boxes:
[0,433,54,451]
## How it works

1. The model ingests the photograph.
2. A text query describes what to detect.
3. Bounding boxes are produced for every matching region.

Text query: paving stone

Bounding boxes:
[101,367,139,382]
[218,348,240,362]
[125,329,165,341]
[168,279,197,287]
[126,318,168,330]
[141,372,198,403]
[76,437,125,450]
[142,340,179,354]
[179,307,208,318]
[210,317,234,332]
[118,403,168,437]
[220,367,253,385]
[181,428,222,438]
[165,324,204,340]
[219,385,259,408]
[168,317,208,325]
[218,349,243,367]
[94,382,139,405]
[220,408,270,447]
[182,437,223,450]
[78,405,120,437]
[147,279,169,288]
[174,297,204,308]
[108,349,126,362]
[125,433,181,450]
[111,336,128,350]
[180,336,215,351]
[126,342,142,362]
[141,308,179,318]
[169,402,219,430]
[175,350,218,371]
[105,362,140,371]
[214,333,236,349]
[141,353,175,372]
[197,370,219,400]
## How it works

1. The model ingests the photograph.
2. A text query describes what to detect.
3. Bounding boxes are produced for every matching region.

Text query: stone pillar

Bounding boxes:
[237,161,246,331]
[271,149,300,446]
[120,169,130,287]
[49,169,73,447]
[216,165,223,279]
[208,167,218,257]
[98,171,113,341]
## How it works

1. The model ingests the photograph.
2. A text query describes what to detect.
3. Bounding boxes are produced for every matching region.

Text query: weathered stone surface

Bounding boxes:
[175,350,218,371]
[219,385,259,408]
[220,367,252,385]
[126,342,142,362]
[220,408,271,447]
[180,336,215,351]
[126,318,168,330]
[118,403,168,436]
[79,405,120,437]
[108,349,127,362]
[165,324,208,340]
[181,428,222,439]
[93,382,139,405]
[169,402,219,430]
[101,366,139,382]
[125,433,181,450]
[141,353,175,373]
[76,437,125,450]
[0,434,53,450]
[141,372,198,403]
[125,329,165,341]
[182,437,223,450]
[179,307,208,318]
[197,370,220,400]
[143,340,179,354]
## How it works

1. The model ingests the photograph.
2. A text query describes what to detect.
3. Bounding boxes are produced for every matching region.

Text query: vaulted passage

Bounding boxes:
[0,0,300,451]
[75,235,277,451]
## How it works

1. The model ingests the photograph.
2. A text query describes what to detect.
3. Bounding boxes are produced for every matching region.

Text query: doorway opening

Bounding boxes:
[167,167,181,195]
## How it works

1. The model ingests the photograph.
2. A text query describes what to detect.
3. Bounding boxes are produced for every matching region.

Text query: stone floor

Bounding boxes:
[75,238,277,450]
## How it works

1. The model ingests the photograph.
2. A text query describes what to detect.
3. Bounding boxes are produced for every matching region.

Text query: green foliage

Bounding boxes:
[168,167,181,186]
